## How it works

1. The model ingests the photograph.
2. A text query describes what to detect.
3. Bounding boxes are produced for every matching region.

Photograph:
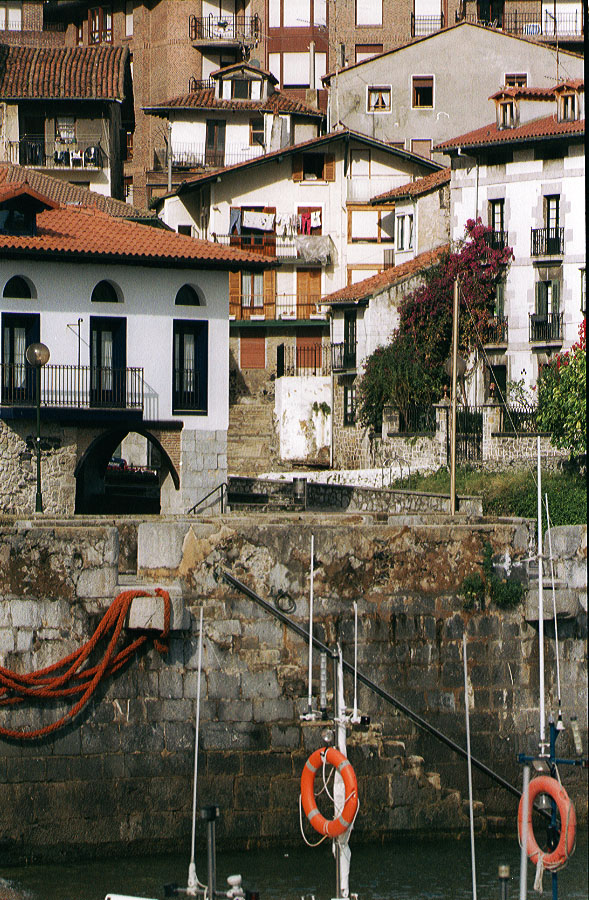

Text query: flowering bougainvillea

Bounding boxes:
[537,319,586,459]
[357,220,513,427]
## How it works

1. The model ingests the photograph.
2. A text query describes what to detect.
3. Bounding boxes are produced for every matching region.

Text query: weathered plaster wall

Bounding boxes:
[275,376,331,464]
[0,517,586,864]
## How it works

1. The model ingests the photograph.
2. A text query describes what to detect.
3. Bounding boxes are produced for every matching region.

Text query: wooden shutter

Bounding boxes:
[551,280,560,315]
[296,327,323,369]
[535,282,547,316]
[323,154,335,182]
[241,329,266,369]
[264,268,276,319]
[229,270,241,318]
[292,154,303,182]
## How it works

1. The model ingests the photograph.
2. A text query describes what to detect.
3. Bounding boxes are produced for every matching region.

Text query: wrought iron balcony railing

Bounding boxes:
[531,227,565,256]
[189,14,260,43]
[4,137,105,170]
[331,342,357,372]
[483,315,508,345]
[277,343,330,377]
[529,312,563,343]
[484,230,509,251]
[455,9,582,36]
[173,369,201,412]
[0,364,144,410]
[230,294,328,321]
[411,12,444,36]
[153,143,264,172]
[213,233,331,262]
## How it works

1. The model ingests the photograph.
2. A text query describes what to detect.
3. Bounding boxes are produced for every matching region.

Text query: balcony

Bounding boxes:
[531,227,565,257]
[529,312,563,343]
[456,9,583,38]
[188,14,260,45]
[331,342,357,372]
[411,12,444,36]
[484,230,509,252]
[153,142,264,172]
[482,315,508,345]
[4,137,105,170]
[347,177,407,204]
[230,294,328,321]
[213,233,333,263]
[278,343,330,377]
[1,364,144,412]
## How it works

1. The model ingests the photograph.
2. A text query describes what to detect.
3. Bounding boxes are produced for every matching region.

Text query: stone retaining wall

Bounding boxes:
[0,518,586,863]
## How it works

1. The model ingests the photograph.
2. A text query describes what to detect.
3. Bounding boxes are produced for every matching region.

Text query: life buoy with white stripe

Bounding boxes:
[517,776,576,871]
[300,746,358,837]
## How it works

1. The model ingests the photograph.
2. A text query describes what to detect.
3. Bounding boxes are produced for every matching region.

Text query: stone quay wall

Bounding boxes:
[0,516,586,864]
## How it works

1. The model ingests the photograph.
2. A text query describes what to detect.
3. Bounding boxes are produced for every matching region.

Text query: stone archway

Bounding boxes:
[74,426,180,514]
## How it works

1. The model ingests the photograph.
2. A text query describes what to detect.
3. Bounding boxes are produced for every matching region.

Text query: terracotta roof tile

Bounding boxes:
[0,199,274,267]
[435,115,585,151]
[323,245,449,305]
[371,167,451,203]
[552,79,584,92]
[0,44,128,100]
[210,62,278,83]
[489,86,556,100]
[0,163,154,219]
[145,87,323,117]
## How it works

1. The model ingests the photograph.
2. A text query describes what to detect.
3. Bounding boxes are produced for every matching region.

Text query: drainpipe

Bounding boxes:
[167,121,172,194]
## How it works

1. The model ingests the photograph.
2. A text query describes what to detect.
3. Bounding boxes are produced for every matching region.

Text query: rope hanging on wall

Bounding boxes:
[0,589,170,741]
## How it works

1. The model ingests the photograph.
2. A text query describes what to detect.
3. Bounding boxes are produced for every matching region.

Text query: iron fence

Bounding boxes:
[531,227,565,256]
[411,12,444,35]
[277,343,330,377]
[331,342,357,371]
[499,404,539,434]
[188,14,260,42]
[398,405,436,434]
[529,312,563,343]
[0,364,143,410]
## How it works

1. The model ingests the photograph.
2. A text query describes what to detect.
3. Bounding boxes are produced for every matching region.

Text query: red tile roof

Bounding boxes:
[323,245,449,305]
[210,62,278,84]
[145,87,323,117]
[435,115,585,151]
[0,44,128,100]
[0,181,58,209]
[0,192,274,268]
[0,163,154,220]
[371,167,451,203]
[489,86,556,101]
[552,79,584,92]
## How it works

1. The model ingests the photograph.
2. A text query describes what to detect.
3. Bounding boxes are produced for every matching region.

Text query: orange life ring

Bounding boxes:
[300,746,358,837]
[517,775,576,871]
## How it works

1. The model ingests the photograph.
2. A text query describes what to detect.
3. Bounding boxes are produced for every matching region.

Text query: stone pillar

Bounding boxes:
[483,403,501,461]
[434,400,450,467]
[382,405,400,438]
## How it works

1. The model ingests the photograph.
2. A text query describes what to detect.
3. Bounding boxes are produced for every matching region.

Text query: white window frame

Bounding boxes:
[367,85,392,114]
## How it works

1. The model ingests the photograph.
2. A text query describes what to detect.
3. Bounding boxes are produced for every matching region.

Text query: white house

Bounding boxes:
[435,79,585,402]
[0,178,271,515]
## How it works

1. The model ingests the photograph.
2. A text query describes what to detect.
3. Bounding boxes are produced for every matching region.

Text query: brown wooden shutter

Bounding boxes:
[296,327,323,368]
[263,268,276,319]
[323,154,335,182]
[229,270,241,318]
[292,154,303,182]
[241,329,266,369]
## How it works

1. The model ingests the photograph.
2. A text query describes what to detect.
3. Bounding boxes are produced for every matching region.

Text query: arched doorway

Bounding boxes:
[75,427,180,514]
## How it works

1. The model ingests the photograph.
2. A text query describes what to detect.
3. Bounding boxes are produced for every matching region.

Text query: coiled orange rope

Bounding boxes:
[0,588,170,740]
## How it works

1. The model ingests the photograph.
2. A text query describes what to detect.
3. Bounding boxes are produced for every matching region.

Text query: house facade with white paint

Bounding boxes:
[436,79,585,402]
[0,179,271,514]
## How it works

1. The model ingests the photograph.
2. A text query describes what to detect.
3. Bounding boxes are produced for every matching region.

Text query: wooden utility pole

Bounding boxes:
[450,279,459,516]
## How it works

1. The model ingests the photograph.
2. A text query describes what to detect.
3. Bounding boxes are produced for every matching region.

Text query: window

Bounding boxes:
[545,195,560,229]
[559,93,576,121]
[125,0,133,36]
[396,214,413,250]
[271,0,326,27]
[535,280,561,335]
[232,79,250,99]
[297,207,322,235]
[356,0,382,26]
[0,207,36,236]
[175,284,201,304]
[91,280,120,303]
[75,19,83,43]
[250,117,265,147]
[581,268,586,315]
[344,383,357,426]
[3,275,33,299]
[177,226,192,237]
[489,199,504,232]
[1,312,39,403]
[499,101,514,128]
[56,117,75,143]
[240,330,265,369]
[173,320,208,413]
[412,76,433,109]
[124,176,133,203]
[493,281,505,317]
[367,86,391,112]
[125,129,134,161]
[241,271,264,310]
[90,316,126,407]
[505,73,527,87]
[356,44,382,63]
[89,6,112,43]
[0,1,22,31]
[349,207,394,243]
[292,153,335,183]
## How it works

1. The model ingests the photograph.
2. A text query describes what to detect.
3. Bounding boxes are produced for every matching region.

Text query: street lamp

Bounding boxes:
[25,342,50,513]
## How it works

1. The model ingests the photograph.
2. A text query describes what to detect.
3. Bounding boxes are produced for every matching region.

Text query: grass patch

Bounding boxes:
[393,466,587,527]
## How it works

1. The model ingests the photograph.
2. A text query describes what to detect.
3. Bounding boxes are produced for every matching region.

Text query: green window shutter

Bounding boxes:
[535,281,547,316]
[551,280,560,316]
[495,282,505,317]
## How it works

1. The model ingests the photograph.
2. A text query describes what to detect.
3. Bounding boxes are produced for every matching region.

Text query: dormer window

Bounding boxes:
[0,207,36,236]
[498,100,515,128]
[559,93,576,122]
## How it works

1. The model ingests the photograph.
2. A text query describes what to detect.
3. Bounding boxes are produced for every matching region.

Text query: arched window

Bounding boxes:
[91,280,121,303]
[3,275,34,299]
[175,284,201,306]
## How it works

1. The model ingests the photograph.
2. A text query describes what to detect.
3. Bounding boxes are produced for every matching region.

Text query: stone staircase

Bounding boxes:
[228,394,278,475]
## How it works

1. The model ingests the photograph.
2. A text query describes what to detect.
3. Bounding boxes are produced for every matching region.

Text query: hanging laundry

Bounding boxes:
[229,208,242,235]
[310,210,321,229]
[242,210,275,231]
[300,212,312,235]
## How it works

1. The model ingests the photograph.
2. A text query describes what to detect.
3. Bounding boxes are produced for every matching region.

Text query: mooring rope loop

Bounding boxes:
[0,588,170,740]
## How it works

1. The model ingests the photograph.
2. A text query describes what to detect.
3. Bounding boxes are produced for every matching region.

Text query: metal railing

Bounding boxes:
[331,342,357,371]
[4,137,105,169]
[173,369,201,412]
[455,9,582,36]
[398,404,436,434]
[188,77,215,92]
[531,227,565,256]
[278,343,330,377]
[482,315,508,345]
[484,230,509,251]
[0,17,23,30]
[153,143,264,172]
[499,404,539,434]
[229,294,327,321]
[411,12,444,35]
[212,233,329,262]
[189,14,260,42]
[0,364,144,410]
[188,482,228,515]
[529,312,563,343]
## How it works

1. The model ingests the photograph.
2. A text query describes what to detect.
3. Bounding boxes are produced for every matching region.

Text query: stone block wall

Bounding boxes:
[0,518,586,864]
[0,420,77,516]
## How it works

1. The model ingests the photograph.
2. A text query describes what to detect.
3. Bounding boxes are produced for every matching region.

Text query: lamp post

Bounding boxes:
[25,342,50,513]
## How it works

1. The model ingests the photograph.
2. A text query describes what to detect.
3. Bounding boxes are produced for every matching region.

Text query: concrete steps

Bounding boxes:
[228,393,277,475]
